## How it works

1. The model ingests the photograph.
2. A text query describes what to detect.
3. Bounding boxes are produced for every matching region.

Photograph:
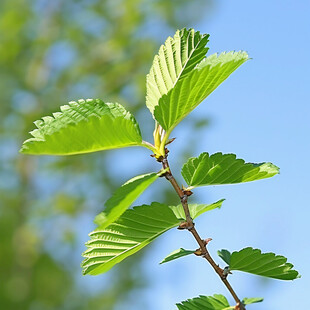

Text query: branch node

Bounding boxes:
[194,248,203,256]
[156,155,164,162]
[182,189,193,196]
[234,302,246,310]
[222,266,232,279]
[165,172,173,180]
[177,222,189,230]
[204,238,213,245]
[181,194,188,203]
[187,223,195,231]
[177,221,195,230]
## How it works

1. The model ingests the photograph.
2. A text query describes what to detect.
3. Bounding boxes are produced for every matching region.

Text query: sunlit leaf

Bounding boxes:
[154,51,249,134]
[176,294,230,310]
[171,199,224,220]
[160,248,195,264]
[20,99,147,155]
[94,171,164,229]
[176,294,264,309]
[182,152,279,189]
[82,201,220,275]
[217,247,300,280]
[146,28,209,115]
[242,297,264,305]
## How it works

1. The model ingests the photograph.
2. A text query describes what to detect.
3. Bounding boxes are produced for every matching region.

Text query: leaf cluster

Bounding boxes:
[20,28,299,309]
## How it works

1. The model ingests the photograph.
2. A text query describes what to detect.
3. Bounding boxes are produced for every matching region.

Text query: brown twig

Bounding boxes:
[159,154,245,310]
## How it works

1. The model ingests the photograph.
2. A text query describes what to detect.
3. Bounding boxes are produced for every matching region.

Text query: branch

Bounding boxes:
[159,154,246,310]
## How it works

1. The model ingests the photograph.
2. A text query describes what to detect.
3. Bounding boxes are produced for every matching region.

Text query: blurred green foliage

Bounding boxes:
[0,0,213,309]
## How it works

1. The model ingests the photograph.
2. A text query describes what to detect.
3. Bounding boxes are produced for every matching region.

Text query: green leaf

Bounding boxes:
[217,247,300,280]
[182,152,279,189]
[82,201,220,275]
[154,51,249,134]
[146,28,209,115]
[20,99,147,155]
[217,249,231,265]
[94,171,163,229]
[160,248,195,264]
[176,294,230,310]
[171,199,224,220]
[242,297,264,305]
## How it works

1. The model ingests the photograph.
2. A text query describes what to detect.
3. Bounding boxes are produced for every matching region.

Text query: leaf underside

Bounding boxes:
[82,200,223,275]
[217,247,300,280]
[160,248,195,264]
[94,172,162,229]
[146,28,210,115]
[182,152,279,188]
[20,99,143,155]
[176,294,230,310]
[154,51,249,133]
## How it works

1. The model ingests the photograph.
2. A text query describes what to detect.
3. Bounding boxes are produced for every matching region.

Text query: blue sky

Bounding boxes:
[129,1,310,309]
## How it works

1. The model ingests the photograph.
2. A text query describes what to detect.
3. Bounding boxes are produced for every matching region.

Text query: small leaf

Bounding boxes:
[182,152,279,189]
[82,201,220,275]
[20,99,146,155]
[176,294,230,310]
[146,28,210,115]
[242,297,264,305]
[154,51,249,134]
[170,199,224,221]
[94,171,162,229]
[160,248,195,264]
[217,247,300,280]
[217,249,231,265]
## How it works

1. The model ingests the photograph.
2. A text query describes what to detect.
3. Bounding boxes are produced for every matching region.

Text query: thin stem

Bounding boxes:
[160,155,245,310]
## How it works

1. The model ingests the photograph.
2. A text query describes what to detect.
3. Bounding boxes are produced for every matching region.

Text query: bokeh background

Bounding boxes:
[1,0,309,309]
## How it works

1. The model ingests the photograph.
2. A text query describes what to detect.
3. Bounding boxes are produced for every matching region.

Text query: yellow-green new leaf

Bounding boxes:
[94,171,163,229]
[176,294,230,310]
[82,200,222,275]
[154,51,249,134]
[146,28,210,115]
[217,247,300,280]
[20,99,146,155]
[182,152,279,189]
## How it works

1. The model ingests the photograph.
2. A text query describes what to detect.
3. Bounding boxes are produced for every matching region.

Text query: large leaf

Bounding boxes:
[160,248,195,264]
[20,99,147,155]
[94,171,163,229]
[217,247,300,280]
[182,152,279,189]
[82,200,223,275]
[146,28,209,115]
[176,294,230,310]
[154,51,249,133]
